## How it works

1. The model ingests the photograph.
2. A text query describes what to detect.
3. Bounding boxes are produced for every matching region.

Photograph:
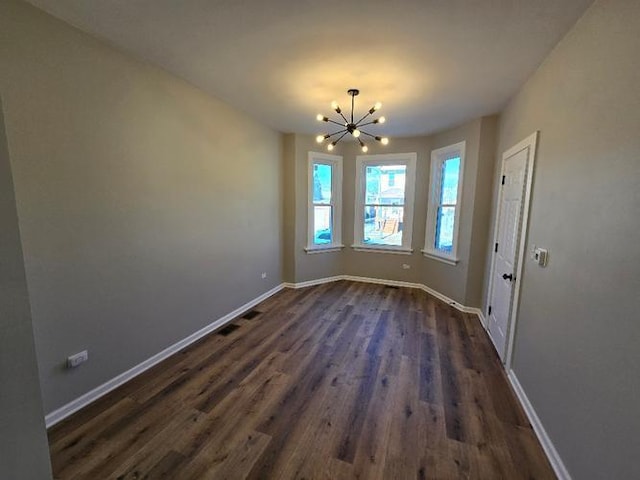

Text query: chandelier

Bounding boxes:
[315,89,389,153]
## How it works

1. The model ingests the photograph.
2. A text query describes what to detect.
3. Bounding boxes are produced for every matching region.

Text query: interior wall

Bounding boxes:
[485,0,640,478]
[288,134,345,283]
[0,0,283,414]
[420,119,485,303]
[0,98,53,479]
[282,134,296,283]
[341,136,430,285]
[467,115,499,307]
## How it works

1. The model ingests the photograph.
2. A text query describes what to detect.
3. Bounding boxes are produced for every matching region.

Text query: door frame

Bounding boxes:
[486,131,538,368]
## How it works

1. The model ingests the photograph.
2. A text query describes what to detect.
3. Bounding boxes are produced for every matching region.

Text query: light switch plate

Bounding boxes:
[533,247,548,267]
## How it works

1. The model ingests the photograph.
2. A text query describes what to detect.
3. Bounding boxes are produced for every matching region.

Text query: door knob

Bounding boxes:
[502,273,514,281]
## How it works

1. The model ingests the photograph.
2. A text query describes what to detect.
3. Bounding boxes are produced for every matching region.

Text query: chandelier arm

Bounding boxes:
[325,129,348,138]
[327,118,345,127]
[333,131,349,146]
[359,130,378,139]
[354,111,373,126]
[337,111,350,124]
[356,120,378,128]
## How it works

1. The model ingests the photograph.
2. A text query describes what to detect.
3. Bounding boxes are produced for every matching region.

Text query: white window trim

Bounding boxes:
[422,141,466,265]
[352,152,417,254]
[305,152,344,253]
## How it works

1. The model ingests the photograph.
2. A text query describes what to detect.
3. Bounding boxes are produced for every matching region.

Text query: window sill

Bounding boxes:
[352,244,413,255]
[421,250,459,265]
[305,244,344,254]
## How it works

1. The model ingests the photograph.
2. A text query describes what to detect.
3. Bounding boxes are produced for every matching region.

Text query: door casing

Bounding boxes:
[486,131,538,368]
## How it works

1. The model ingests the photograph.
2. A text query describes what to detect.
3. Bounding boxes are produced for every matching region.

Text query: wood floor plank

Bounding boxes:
[109,408,204,480]
[382,355,422,480]
[139,450,188,480]
[48,281,556,480]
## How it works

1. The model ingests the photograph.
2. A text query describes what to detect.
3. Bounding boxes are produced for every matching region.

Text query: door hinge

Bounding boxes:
[488,306,492,315]
[494,242,498,252]
[501,175,506,185]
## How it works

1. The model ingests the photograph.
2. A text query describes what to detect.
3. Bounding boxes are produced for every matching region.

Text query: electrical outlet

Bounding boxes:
[67,350,88,368]
[261,272,267,279]
[402,264,411,270]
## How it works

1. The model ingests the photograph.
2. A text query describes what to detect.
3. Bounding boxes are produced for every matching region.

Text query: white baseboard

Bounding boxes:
[507,370,572,480]
[282,275,343,289]
[45,283,285,428]
[288,274,484,319]
[476,310,487,328]
[342,274,422,290]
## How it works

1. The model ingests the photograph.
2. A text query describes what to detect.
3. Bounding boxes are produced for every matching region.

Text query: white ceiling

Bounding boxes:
[25,0,594,137]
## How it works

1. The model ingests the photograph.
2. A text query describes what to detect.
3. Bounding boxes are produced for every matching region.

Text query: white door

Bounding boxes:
[487,147,530,361]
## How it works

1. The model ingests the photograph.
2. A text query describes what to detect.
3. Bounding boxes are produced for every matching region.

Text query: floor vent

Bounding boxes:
[217,324,240,336]
[242,310,261,320]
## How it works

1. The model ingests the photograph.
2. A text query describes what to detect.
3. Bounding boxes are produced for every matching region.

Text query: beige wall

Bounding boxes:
[284,134,345,283]
[485,0,640,478]
[467,116,498,307]
[282,134,296,282]
[420,117,499,305]
[0,98,52,479]
[0,0,283,413]
[285,117,498,307]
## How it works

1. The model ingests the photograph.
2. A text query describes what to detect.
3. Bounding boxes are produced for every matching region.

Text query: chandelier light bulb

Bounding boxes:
[353,129,361,138]
[378,116,386,124]
[327,143,334,151]
[381,137,389,145]
[316,135,325,143]
[316,114,324,121]
[362,145,369,153]
[374,102,382,111]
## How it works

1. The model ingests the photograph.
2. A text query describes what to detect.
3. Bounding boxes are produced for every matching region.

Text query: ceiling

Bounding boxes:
[25,0,594,137]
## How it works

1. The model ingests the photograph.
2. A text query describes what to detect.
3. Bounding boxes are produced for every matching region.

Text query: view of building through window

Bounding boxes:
[313,163,332,244]
[435,157,460,252]
[363,165,407,246]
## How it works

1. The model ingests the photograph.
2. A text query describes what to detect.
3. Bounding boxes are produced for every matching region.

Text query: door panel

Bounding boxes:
[488,148,529,360]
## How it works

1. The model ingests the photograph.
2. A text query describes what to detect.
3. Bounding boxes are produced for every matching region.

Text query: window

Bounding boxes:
[423,141,465,264]
[306,152,343,253]
[353,153,417,254]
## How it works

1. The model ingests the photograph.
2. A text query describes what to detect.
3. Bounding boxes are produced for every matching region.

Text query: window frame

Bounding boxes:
[422,141,466,265]
[352,152,417,254]
[305,152,344,254]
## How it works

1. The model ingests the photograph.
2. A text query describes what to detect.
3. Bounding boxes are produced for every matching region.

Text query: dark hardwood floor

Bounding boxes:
[48,281,555,479]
